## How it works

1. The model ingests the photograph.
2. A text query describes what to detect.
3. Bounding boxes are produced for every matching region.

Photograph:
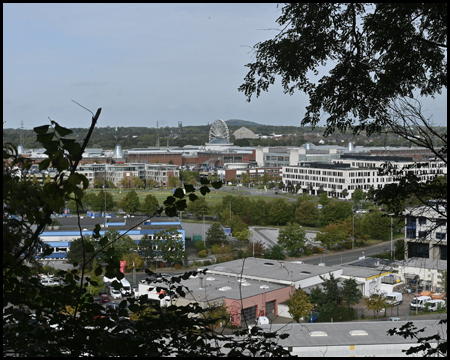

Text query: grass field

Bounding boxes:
[86,188,283,207]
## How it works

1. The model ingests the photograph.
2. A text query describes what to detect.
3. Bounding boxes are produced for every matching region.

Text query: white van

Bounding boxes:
[103,276,132,296]
[385,292,403,306]
[425,300,446,312]
[410,296,432,311]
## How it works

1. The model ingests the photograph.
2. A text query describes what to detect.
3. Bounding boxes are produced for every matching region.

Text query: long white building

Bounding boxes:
[282,155,446,199]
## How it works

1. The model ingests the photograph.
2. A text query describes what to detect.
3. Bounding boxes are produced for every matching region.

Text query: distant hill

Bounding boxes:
[225,119,264,127]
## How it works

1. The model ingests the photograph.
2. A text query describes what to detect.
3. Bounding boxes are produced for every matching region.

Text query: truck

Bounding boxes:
[425,299,446,312]
[385,292,403,306]
[410,295,432,311]
[103,276,133,297]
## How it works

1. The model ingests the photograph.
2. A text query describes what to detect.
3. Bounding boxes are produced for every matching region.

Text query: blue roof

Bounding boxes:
[46,242,70,247]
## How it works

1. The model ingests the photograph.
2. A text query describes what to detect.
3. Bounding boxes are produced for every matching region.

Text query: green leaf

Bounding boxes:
[184,184,195,193]
[53,122,73,137]
[99,236,108,246]
[38,158,52,171]
[188,193,198,202]
[94,266,103,276]
[163,196,176,206]
[37,132,54,144]
[93,224,101,238]
[211,181,222,189]
[106,247,115,257]
[173,188,185,199]
[165,207,177,217]
[200,178,210,185]
[33,125,50,134]
[175,199,187,211]
[85,242,95,253]
[200,186,210,196]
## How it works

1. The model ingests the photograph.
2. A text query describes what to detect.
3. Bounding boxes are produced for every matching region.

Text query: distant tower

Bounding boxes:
[156,121,160,147]
[178,121,183,138]
[19,118,25,150]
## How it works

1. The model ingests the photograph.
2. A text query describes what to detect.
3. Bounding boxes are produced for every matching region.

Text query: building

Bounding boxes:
[404,203,447,260]
[282,155,446,199]
[232,127,258,140]
[258,320,445,357]
[38,216,185,262]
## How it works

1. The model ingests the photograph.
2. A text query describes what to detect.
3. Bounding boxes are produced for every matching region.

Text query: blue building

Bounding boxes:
[38,215,185,260]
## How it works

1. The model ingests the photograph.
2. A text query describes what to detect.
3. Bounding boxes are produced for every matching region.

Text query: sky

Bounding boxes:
[3,3,447,130]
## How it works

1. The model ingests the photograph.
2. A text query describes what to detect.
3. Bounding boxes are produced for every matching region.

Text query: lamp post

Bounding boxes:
[388,213,395,260]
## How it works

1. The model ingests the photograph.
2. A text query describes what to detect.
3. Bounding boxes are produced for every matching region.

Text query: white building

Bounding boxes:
[282,155,446,199]
[404,202,447,261]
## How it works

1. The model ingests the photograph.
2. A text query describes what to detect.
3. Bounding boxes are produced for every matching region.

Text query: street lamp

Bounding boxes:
[388,213,395,260]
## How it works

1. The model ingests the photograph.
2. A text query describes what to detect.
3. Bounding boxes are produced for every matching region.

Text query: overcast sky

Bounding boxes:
[3,3,447,130]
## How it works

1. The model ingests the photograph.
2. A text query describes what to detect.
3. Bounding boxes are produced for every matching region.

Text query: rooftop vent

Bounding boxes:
[260,285,269,289]
[206,277,215,281]
[309,331,328,337]
[219,286,232,291]
[241,282,251,286]
[349,330,368,336]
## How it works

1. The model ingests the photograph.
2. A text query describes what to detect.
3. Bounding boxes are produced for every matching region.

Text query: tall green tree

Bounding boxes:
[277,222,307,257]
[138,234,156,266]
[264,245,286,260]
[267,198,292,226]
[95,229,138,262]
[362,209,391,240]
[319,201,353,226]
[118,189,141,213]
[341,278,362,308]
[141,194,159,215]
[205,222,227,246]
[285,288,314,323]
[188,195,209,218]
[295,200,319,227]
[66,236,96,269]
[154,227,186,266]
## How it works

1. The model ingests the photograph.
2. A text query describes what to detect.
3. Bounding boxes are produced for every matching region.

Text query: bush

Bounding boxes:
[211,244,220,254]
[174,263,182,270]
[195,241,207,253]
[198,250,207,258]
[203,260,212,266]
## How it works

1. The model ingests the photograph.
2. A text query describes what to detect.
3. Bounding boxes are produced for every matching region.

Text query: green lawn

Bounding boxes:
[86,188,282,207]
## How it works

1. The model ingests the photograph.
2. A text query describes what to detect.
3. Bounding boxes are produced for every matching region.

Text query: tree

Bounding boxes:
[146,178,158,188]
[352,188,366,205]
[153,227,185,266]
[187,195,209,218]
[4,112,291,357]
[264,245,286,260]
[118,189,140,213]
[267,198,291,226]
[122,252,144,272]
[316,220,351,250]
[318,192,330,206]
[205,222,227,246]
[168,175,179,188]
[241,172,250,187]
[247,240,265,258]
[95,229,138,262]
[341,278,362,308]
[133,176,145,189]
[277,222,307,257]
[285,288,314,323]
[138,234,156,266]
[362,209,391,240]
[295,200,319,227]
[319,201,353,226]
[363,293,390,319]
[141,194,160,215]
[90,189,115,212]
[239,3,446,137]
[65,236,96,270]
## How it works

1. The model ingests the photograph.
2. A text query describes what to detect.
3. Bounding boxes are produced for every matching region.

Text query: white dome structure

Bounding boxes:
[112,144,124,159]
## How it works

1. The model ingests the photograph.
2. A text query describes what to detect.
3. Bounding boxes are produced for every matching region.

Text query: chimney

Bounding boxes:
[199,276,204,289]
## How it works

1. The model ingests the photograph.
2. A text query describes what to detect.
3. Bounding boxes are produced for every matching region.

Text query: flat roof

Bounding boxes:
[202,258,342,285]
[258,320,446,347]
[141,273,289,301]
[393,258,447,271]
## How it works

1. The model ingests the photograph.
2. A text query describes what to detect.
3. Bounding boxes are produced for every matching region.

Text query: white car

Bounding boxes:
[110,289,122,300]
[40,279,59,286]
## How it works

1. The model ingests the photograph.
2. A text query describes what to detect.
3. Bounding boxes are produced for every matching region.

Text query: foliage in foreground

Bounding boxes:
[3,107,292,357]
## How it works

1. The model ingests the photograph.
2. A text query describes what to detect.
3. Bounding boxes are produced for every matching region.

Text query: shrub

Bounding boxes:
[195,241,207,253]
[203,260,212,266]
[211,244,220,254]
[198,250,207,258]
[174,263,182,270]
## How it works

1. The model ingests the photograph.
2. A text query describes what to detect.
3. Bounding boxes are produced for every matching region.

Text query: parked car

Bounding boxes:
[110,289,122,300]
[92,296,102,305]
[100,294,110,303]
[40,279,59,286]
[105,302,120,312]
